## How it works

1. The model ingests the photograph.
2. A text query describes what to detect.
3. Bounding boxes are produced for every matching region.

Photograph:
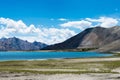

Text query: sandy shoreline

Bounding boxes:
[0,73,120,80]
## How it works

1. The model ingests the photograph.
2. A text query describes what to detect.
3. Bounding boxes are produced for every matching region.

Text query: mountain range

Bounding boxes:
[0,26,120,52]
[42,26,120,52]
[0,37,47,51]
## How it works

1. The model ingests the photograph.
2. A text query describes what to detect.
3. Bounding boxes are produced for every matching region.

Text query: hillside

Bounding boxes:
[43,26,120,52]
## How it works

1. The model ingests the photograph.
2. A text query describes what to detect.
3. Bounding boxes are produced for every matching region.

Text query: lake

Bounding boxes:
[0,51,112,61]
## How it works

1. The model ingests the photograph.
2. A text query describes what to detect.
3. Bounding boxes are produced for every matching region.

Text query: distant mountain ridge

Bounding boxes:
[0,26,120,52]
[43,26,120,52]
[0,37,47,51]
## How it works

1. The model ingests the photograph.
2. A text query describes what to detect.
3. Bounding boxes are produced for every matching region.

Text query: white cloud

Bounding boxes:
[60,20,92,30]
[60,17,119,30]
[58,18,68,21]
[37,28,76,44]
[86,17,118,28]
[0,18,39,34]
[0,17,118,44]
[0,17,76,45]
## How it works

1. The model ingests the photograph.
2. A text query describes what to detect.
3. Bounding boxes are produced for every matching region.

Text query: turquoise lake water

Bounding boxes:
[0,51,112,61]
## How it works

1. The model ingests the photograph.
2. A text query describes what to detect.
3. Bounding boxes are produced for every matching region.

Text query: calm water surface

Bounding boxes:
[0,51,112,61]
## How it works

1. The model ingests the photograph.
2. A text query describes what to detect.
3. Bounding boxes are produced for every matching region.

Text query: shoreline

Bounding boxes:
[0,55,113,62]
[0,52,120,80]
[0,51,114,62]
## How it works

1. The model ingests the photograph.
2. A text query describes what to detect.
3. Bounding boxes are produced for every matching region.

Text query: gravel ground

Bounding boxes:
[0,73,120,80]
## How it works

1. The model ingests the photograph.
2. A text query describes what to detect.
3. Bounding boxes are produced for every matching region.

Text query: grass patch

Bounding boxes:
[0,68,114,74]
[0,57,120,74]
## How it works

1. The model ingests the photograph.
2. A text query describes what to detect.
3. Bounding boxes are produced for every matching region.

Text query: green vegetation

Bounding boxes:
[112,53,120,57]
[0,57,120,74]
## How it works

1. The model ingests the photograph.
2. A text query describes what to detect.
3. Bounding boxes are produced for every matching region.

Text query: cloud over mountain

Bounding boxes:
[0,17,119,45]
[60,20,92,30]
[86,17,118,28]
[60,17,119,30]
[0,17,76,45]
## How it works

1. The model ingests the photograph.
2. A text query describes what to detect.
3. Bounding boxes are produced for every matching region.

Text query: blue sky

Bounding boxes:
[0,0,120,24]
[0,0,120,44]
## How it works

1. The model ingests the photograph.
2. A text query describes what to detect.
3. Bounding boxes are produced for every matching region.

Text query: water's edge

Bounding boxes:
[0,51,113,61]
